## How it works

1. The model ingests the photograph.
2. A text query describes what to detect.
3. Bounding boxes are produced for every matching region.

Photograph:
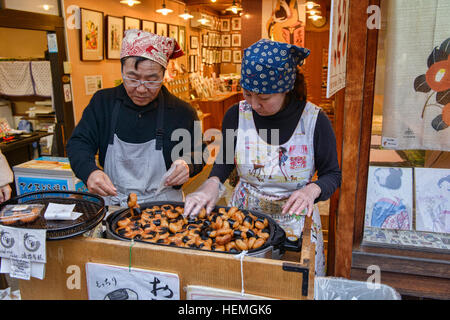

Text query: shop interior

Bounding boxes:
[0,0,448,300]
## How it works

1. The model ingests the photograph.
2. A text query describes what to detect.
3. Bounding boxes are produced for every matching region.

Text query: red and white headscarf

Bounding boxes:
[120,29,184,68]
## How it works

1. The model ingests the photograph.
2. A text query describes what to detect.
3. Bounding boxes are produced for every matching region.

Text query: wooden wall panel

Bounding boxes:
[241,0,262,50]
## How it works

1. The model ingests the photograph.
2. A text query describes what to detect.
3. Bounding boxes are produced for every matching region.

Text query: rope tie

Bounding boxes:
[233,250,248,296]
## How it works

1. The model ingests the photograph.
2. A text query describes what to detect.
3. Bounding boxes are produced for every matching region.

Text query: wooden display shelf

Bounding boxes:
[196,91,243,131]
[19,216,316,300]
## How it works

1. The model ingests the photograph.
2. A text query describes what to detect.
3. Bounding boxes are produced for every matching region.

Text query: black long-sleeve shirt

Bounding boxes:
[209,93,341,202]
[67,84,205,185]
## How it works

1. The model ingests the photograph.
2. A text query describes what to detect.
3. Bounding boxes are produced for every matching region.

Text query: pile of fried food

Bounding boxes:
[114,195,270,253]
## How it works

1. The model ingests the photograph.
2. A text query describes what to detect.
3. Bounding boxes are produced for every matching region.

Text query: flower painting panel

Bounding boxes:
[364,166,413,230]
[178,26,186,52]
[231,17,241,31]
[156,23,168,37]
[232,50,242,64]
[80,8,104,61]
[168,25,178,42]
[222,49,231,63]
[142,20,155,34]
[124,16,140,31]
[231,33,241,47]
[221,34,231,47]
[106,15,123,59]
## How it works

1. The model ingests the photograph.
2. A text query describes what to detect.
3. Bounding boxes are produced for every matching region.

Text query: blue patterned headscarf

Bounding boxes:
[240,39,310,94]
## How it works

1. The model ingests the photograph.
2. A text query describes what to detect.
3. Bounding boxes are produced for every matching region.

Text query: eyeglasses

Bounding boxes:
[122,74,163,89]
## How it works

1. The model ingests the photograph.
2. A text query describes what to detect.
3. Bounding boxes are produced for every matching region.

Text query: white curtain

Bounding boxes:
[381,0,450,151]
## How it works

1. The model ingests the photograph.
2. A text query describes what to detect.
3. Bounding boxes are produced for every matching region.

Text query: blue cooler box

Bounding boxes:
[13,157,88,195]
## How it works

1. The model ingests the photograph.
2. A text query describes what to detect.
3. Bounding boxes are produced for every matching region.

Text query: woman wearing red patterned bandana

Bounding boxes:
[184,39,341,276]
[67,29,205,206]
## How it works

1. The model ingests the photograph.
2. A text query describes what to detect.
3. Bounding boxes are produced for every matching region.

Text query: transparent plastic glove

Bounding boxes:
[183,177,226,217]
[155,160,190,197]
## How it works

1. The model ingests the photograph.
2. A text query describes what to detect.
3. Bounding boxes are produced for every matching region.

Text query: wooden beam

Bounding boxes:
[0,9,64,31]
[353,0,380,248]
[333,0,369,278]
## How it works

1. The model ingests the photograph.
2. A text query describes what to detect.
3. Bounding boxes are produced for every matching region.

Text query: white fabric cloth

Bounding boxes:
[30,61,52,97]
[0,61,34,96]
[381,0,450,151]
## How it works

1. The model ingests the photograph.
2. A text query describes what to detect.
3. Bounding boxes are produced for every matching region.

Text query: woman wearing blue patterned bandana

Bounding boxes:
[184,39,341,276]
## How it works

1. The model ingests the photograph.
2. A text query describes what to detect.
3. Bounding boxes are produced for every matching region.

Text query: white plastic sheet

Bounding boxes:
[314,277,401,300]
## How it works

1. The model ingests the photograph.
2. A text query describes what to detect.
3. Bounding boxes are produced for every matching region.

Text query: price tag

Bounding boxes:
[9,258,31,280]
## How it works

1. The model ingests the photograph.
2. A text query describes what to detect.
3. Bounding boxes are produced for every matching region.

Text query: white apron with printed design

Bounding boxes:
[230,100,325,276]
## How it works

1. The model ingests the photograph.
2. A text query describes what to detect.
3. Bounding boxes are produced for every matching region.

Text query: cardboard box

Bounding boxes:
[13,157,87,195]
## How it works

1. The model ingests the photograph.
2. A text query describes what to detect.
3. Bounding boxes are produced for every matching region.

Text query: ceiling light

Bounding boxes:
[211,0,217,2]
[42,4,52,10]
[226,0,243,14]
[179,9,193,20]
[308,15,322,21]
[120,0,141,7]
[156,0,173,15]
[305,1,318,10]
[198,16,209,24]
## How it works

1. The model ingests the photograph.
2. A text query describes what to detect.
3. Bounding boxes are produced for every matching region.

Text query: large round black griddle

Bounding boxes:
[105,201,290,255]
[0,191,106,240]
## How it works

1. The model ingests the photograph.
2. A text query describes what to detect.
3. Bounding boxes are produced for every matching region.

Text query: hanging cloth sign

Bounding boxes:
[326,0,350,98]
[381,0,450,151]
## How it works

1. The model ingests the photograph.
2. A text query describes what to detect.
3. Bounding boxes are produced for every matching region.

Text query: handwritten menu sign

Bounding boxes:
[86,262,180,300]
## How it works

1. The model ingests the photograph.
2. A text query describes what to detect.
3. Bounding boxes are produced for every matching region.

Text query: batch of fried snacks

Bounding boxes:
[115,201,270,253]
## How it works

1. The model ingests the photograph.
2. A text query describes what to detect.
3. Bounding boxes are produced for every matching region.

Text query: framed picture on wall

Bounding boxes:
[231,33,241,47]
[156,22,168,37]
[80,8,104,61]
[231,17,241,31]
[124,16,140,31]
[106,15,123,59]
[190,35,199,49]
[364,166,413,230]
[232,50,242,64]
[142,20,155,33]
[222,49,231,63]
[189,55,197,73]
[415,168,450,233]
[220,19,230,32]
[178,26,186,52]
[221,34,231,47]
[215,50,221,63]
[202,47,206,62]
[202,34,208,47]
[168,24,178,41]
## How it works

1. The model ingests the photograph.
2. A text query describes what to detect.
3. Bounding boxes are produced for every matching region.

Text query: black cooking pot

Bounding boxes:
[105,201,297,258]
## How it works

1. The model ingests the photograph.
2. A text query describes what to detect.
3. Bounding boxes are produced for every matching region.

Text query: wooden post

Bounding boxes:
[332,0,370,278]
